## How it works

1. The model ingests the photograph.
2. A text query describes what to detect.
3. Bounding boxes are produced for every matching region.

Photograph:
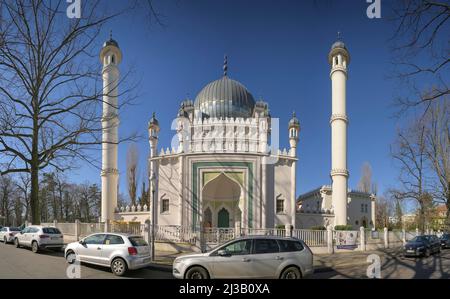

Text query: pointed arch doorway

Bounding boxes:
[201,172,242,229]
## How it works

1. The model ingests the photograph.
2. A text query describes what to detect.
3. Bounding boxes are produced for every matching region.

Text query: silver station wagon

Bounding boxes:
[173,235,314,279]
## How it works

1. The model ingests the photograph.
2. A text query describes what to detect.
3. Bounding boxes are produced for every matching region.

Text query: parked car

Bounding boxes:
[14,226,64,253]
[65,233,151,276]
[172,235,314,279]
[440,233,450,249]
[403,235,441,257]
[0,227,21,244]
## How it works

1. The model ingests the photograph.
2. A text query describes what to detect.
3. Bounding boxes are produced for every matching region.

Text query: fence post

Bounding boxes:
[360,227,366,251]
[289,225,293,237]
[75,219,80,241]
[53,219,57,228]
[384,227,389,249]
[327,226,334,254]
[402,229,406,244]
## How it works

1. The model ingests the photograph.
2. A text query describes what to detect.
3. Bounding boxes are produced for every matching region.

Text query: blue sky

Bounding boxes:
[71,0,405,205]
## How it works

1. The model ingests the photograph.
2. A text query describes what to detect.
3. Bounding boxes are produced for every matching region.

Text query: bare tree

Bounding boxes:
[15,173,30,222]
[390,1,449,113]
[357,162,377,194]
[391,119,431,233]
[424,100,450,228]
[0,1,142,224]
[126,144,139,207]
[0,175,15,225]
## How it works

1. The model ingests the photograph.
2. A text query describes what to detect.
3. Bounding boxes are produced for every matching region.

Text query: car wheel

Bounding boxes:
[66,251,76,264]
[111,258,127,276]
[280,266,302,279]
[3,237,7,244]
[185,266,209,279]
[14,238,20,248]
[31,241,39,253]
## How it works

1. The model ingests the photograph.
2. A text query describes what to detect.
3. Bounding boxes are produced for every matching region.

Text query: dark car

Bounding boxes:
[440,233,450,249]
[403,235,441,257]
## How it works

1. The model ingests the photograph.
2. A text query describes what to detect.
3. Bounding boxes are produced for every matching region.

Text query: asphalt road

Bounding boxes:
[1,240,449,279]
[0,241,173,279]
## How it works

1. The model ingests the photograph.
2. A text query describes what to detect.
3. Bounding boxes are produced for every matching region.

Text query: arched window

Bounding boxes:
[111,55,115,64]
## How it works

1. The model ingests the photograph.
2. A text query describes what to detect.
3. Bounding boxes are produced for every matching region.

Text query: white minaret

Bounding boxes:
[100,33,122,223]
[289,112,300,229]
[328,35,350,226]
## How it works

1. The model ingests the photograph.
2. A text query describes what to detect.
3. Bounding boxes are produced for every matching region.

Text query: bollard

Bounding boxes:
[75,219,80,241]
[327,226,334,254]
[384,227,389,249]
[360,227,366,251]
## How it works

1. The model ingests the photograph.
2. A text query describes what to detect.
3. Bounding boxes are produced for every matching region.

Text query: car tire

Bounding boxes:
[185,266,209,279]
[66,251,76,264]
[14,238,20,248]
[3,237,7,244]
[280,266,302,279]
[111,258,128,276]
[31,241,39,253]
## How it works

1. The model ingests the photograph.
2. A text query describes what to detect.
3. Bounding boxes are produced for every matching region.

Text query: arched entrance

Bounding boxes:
[202,173,242,228]
[218,208,230,228]
[203,207,212,228]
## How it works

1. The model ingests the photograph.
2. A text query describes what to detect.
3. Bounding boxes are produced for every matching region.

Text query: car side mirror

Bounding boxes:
[79,240,85,245]
[20,231,23,234]
[218,250,230,257]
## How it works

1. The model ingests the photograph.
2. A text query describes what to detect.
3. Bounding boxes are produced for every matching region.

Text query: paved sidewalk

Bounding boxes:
[151,247,404,273]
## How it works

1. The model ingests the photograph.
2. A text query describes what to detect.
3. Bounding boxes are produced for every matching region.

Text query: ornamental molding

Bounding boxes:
[330,114,349,124]
[101,168,119,176]
[330,66,347,77]
[330,168,349,177]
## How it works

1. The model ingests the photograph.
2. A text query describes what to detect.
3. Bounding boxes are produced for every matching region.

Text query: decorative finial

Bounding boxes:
[292,111,296,118]
[223,55,228,77]
[152,112,156,118]
[337,31,342,41]
[110,30,113,40]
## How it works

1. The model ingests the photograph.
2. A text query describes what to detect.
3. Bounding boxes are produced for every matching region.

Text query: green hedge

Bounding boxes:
[334,225,354,231]
[310,226,326,230]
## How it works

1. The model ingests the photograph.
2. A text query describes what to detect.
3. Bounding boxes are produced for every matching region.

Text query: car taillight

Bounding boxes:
[128,247,138,256]
[39,235,49,239]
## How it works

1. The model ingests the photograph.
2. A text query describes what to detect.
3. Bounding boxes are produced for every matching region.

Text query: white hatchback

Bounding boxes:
[65,233,151,276]
[0,227,21,244]
[14,226,64,253]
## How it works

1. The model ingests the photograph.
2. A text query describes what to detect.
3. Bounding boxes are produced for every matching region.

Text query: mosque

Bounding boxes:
[99,35,376,230]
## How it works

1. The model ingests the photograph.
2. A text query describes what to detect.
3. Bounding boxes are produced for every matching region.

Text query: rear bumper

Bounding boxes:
[39,243,64,249]
[127,255,152,270]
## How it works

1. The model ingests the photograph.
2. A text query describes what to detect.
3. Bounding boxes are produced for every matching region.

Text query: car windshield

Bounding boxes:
[129,236,148,246]
[411,236,426,243]
[9,227,20,231]
[43,227,61,234]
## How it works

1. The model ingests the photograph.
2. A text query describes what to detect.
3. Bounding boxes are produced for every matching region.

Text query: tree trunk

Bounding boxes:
[30,107,40,225]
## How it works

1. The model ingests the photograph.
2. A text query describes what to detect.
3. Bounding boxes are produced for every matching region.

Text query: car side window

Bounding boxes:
[84,234,106,245]
[221,240,252,256]
[254,239,280,254]
[105,235,124,245]
[278,240,304,252]
[0,228,5,232]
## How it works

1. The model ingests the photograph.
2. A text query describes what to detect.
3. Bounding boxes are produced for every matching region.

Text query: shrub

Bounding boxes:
[310,226,326,230]
[276,224,286,230]
[334,225,354,231]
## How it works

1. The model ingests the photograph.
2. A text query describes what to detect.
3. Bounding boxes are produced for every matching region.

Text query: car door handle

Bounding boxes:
[242,258,251,262]
[276,256,284,260]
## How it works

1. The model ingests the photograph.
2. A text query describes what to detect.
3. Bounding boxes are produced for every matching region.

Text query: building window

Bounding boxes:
[355,220,359,226]
[161,199,169,213]
[316,201,320,211]
[364,204,368,213]
[361,204,364,213]
[276,199,284,214]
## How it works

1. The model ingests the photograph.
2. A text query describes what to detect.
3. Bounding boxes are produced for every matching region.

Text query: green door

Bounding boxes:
[218,208,230,228]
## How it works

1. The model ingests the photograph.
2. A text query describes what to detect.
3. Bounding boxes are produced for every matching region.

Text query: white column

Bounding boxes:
[101,58,120,223]
[360,226,366,251]
[371,196,376,230]
[261,156,267,228]
[290,159,297,228]
[327,226,334,254]
[384,227,389,248]
[330,50,349,227]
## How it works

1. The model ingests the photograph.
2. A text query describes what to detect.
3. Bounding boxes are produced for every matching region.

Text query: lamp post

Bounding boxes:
[150,172,156,262]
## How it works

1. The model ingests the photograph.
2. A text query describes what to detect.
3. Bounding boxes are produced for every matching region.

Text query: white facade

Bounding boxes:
[297,186,376,229]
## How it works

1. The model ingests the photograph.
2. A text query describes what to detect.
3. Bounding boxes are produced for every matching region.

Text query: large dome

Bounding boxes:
[194,76,255,119]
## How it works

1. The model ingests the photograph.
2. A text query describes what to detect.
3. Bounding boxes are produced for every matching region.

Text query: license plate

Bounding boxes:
[51,237,59,240]
[407,250,414,253]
